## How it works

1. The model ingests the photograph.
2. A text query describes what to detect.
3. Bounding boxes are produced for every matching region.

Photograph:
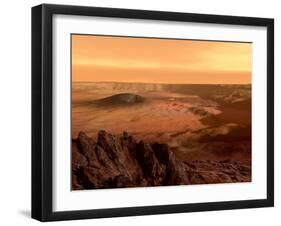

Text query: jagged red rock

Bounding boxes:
[72,131,251,190]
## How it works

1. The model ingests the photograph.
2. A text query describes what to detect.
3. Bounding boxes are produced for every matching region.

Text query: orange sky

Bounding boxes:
[72,34,252,84]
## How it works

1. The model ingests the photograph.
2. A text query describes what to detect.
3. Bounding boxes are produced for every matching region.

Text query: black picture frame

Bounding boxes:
[32,3,274,222]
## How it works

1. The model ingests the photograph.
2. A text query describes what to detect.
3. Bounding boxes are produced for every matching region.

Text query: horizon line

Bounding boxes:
[72,81,251,85]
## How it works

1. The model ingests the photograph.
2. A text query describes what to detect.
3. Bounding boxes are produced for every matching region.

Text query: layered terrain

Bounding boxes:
[72,82,251,189]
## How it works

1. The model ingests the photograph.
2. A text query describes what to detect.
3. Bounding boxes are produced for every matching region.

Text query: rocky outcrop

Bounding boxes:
[72,131,251,190]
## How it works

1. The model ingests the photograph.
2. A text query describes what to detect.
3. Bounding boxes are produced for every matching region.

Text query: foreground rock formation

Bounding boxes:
[72,131,251,190]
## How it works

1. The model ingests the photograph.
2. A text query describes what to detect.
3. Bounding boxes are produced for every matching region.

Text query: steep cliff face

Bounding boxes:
[72,131,251,190]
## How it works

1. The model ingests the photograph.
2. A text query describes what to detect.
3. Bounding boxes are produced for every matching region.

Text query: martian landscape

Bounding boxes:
[71,82,251,189]
[71,34,252,190]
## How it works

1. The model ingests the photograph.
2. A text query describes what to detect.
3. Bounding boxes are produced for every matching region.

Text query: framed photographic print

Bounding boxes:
[32,4,274,221]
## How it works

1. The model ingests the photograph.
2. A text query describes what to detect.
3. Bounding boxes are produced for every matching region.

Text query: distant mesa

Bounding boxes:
[95,93,144,106]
